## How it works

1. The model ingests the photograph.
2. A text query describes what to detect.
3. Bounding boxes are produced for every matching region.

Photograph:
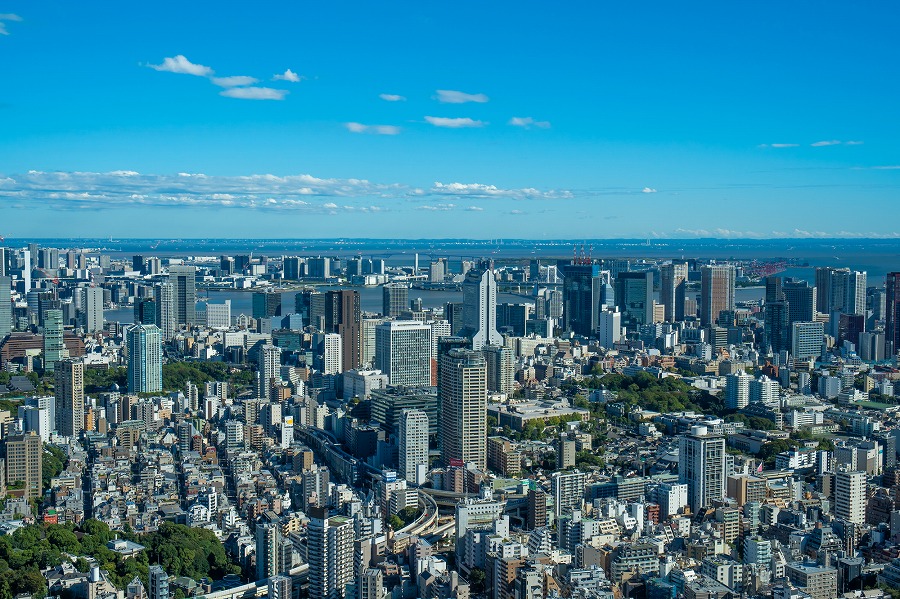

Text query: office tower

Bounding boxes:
[461,264,502,350]
[783,279,817,327]
[374,321,431,386]
[4,432,42,500]
[127,324,163,394]
[614,271,654,328]
[887,273,900,356]
[295,288,325,329]
[154,282,176,340]
[383,283,409,317]
[325,290,361,372]
[429,259,446,283]
[148,566,169,599]
[0,248,6,277]
[837,313,865,347]
[445,302,465,335]
[317,333,342,375]
[167,265,197,326]
[815,267,836,314]
[206,300,231,328]
[82,286,104,333]
[22,249,31,292]
[562,261,602,336]
[679,425,726,513]
[132,255,145,273]
[399,409,429,484]
[307,507,354,599]
[791,321,824,360]
[43,308,66,372]
[307,257,331,279]
[256,513,284,580]
[358,569,383,599]
[134,297,157,325]
[724,371,751,410]
[765,276,784,303]
[252,290,283,320]
[848,271,867,315]
[598,309,621,348]
[268,576,291,599]
[55,359,84,438]
[765,299,790,354]
[660,262,688,322]
[283,256,301,280]
[360,316,387,367]
[439,349,487,469]
[257,344,283,399]
[483,344,514,394]
[0,276,10,337]
[858,331,885,362]
[700,265,735,327]
[834,470,866,525]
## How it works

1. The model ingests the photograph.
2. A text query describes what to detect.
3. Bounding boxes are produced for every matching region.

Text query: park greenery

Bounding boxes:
[0,519,240,599]
[161,362,255,393]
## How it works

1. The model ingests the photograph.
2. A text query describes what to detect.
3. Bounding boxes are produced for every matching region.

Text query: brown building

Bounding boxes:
[527,488,548,530]
[4,432,42,499]
[326,290,361,372]
[0,332,85,368]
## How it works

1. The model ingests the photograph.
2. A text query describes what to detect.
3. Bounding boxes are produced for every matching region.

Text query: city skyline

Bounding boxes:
[2,2,900,238]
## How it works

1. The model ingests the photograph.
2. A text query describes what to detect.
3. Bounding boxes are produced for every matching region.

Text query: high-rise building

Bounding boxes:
[382,283,409,318]
[81,286,104,333]
[461,264,502,350]
[307,507,354,599]
[148,565,169,599]
[283,256,302,280]
[399,409,428,484]
[55,358,84,438]
[317,333,342,375]
[22,406,51,442]
[483,344,514,394]
[127,324,163,394]
[791,321,824,360]
[374,320,431,387]
[43,308,67,372]
[0,276,12,338]
[268,577,291,599]
[598,309,621,348]
[783,279,817,328]
[358,569,383,599]
[562,262,602,337]
[439,349,487,469]
[700,265,735,327]
[815,267,836,314]
[168,265,197,326]
[257,344,282,399]
[765,299,790,354]
[325,290,361,372]
[834,469,866,525]
[615,271,654,328]
[887,272,900,357]
[679,425,726,513]
[252,291,283,320]
[296,288,325,329]
[4,432,42,500]
[154,282,176,340]
[724,371,751,410]
[256,512,284,580]
[660,262,688,322]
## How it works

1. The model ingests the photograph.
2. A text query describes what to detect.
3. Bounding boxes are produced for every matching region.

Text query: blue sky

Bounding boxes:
[2,1,899,238]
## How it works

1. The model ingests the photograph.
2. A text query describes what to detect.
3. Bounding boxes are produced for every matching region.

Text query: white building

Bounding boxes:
[399,409,429,484]
[598,309,622,348]
[375,320,432,387]
[725,371,751,410]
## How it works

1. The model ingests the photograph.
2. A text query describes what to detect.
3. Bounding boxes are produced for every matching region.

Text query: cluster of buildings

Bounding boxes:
[1,242,900,599]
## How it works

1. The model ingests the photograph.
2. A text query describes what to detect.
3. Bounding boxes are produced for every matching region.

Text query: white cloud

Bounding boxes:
[758,143,800,148]
[845,140,864,145]
[220,87,288,100]
[811,140,841,147]
[509,209,525,215]
[273,69,302,82]
[871,165,900,170]
[508,116,550,129]
[345,122,401,135]
[0,13,22,35]
[425,116,485,128]
[419,204,456,211]
[211,75,259,87]
[641,187,657,194]
[148,55,214,77]
[430,182,572,200]
[435,89,489,103]
[466,206,484,211]
[379,93,406,102]
[323,202,338,209]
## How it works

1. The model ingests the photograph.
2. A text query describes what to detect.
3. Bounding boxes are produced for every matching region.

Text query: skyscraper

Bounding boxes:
[127,324,163,394]
[439,348,487,469]
[886,272,900,357]
[783,279,817,326]
[168,265,197,326]
[257,344,282,399]
[815,267,836,314]
[679,425,725,513]
[55,358,84,438]
[483,344,514,394]
[614,271,654,328]
[791,321,824,360]
[399,409,429,484]
[382,283,409,318]
[461,263,502,350]
[82,286,104,333]
[252,290,283,320]
[4,432,42,500]
[724,371,751,410]
[765,300,790,354]
[0,276,11,337]
[374,321,431,387]
[834,469,866,525]
[660,262,688,322]
[255,512,284,580]
[43,308,67,372]
[296,288,325,329]
[700,265,735,327]
[307,507,354,599]
[325,290,361,372]
[562,261,602,337]
[154,282,176,340]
